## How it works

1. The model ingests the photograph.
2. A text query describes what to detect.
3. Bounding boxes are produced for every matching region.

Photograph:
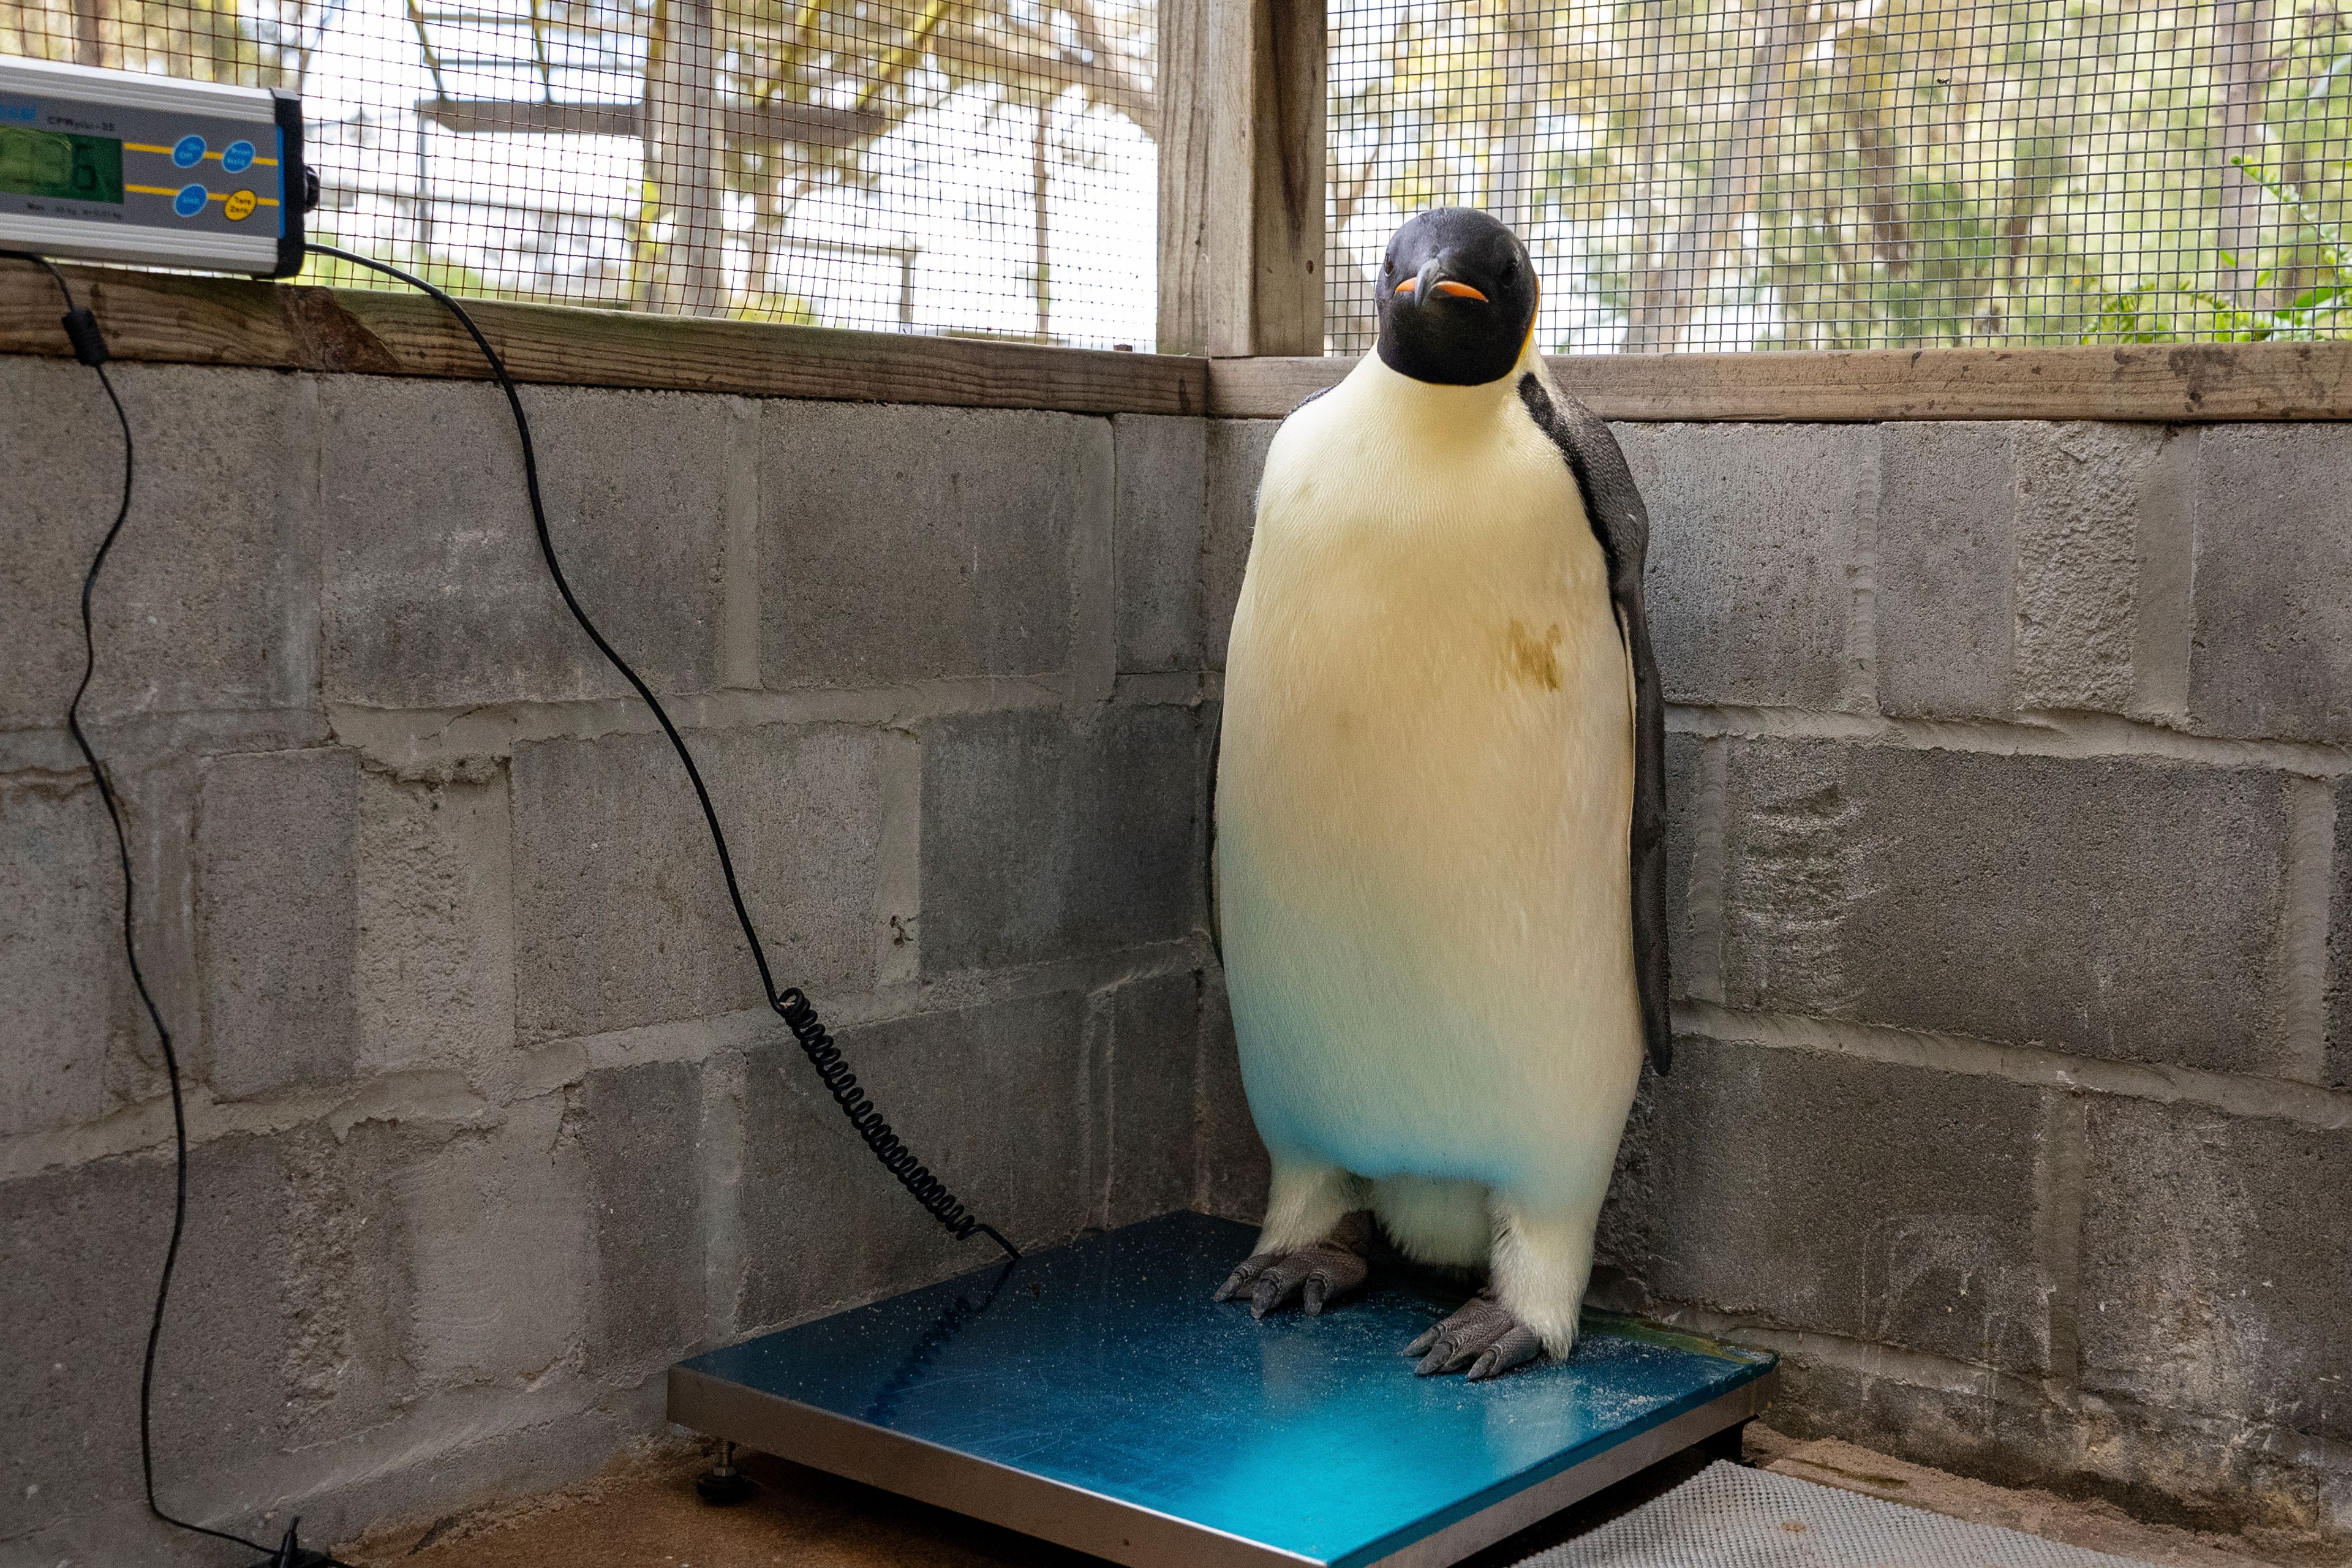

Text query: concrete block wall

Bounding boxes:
[1200,413,2352,1547]
[9,344,2350,1558]
[0,360,1251,1563]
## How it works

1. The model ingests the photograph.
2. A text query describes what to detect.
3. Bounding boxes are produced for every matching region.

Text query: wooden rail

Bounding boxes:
[1206,345,2352,422]
[0,260,1208,417]
[6,262,2351,422]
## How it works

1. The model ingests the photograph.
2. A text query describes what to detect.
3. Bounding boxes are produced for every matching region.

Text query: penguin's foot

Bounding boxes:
[1405,1287,1545,1381]
[1213,1209,1375,1319]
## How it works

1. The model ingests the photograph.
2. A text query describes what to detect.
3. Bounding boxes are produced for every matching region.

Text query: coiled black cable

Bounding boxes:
[6,252,354,1568]
[304,244,1017,1263]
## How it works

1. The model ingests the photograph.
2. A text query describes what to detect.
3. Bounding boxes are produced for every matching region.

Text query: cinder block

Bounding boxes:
[0,1125,363,1542]
[1603,1035,2051,1371]
[510,723,886,1043]
[568,1057,707,1376]
[2189,424,2352,743]
[196,747,359,1099]
[758,402,1108,688]
[1194,970,1268,1222]
[2012,423,2166,714]
[2080,1098,2352,1443]
[2,357,115,732]
[0,778,128,1136]
[1103,970,1202,1227]
[1712,1342,2082,1498]
[1202,420,1280,670]
[736,990,1095,1329]
[1,1152,168,1540]
[391,1096,587,1388]
[1,361,315,730]
[2332,779,2350,1090]
[322,379,729,708]
[1877,423,2017,717]
[273,1117,429,1447]
[1720,740,2294,1074]
[1612,423,1873,709]
[355,762,516,1082]
[1113,414,1208,674]
[919,704,1200,976]
[1662,731,1702,997]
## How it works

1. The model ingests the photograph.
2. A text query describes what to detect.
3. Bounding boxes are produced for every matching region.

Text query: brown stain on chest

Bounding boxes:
[1506,620,1566,691]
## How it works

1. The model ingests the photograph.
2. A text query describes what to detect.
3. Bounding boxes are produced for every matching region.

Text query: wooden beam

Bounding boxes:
[18,264,2348,424]
[0,263,1208,417]
[1202,0,1325,357]
[412,97,887,148]
[1155,0,1213,355]
[1207,345,2352,422]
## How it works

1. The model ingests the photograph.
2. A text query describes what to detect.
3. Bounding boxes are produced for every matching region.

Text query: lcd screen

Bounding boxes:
[0,126,124,204]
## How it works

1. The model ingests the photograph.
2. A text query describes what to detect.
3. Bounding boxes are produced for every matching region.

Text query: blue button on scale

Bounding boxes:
[172,134,205,167]
[222,139,254,173]
[172,183,206,217]
[669,1212,1776,1567]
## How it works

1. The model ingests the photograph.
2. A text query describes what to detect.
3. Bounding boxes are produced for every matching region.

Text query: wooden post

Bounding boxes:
[1158,0,1325,356]
[1157,0,1213,355]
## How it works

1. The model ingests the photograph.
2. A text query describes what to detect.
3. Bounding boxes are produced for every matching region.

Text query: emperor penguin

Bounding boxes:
[1210,208,1670,1381]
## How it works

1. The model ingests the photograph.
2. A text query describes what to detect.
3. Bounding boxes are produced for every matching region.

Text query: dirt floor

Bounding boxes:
[337,1427,2331,1568]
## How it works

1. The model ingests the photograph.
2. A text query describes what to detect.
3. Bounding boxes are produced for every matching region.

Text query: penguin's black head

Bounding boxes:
[1374,208,1538,386]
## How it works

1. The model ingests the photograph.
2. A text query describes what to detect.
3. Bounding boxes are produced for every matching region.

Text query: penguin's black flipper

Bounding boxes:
[1517,375,1673,1077]
[1204,722,1223,964]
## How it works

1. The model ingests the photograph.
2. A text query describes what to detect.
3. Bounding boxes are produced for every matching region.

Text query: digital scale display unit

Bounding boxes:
[0,54,311,277]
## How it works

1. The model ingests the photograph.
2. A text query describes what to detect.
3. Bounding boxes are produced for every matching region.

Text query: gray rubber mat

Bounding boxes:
[1522,1462,2160,1568]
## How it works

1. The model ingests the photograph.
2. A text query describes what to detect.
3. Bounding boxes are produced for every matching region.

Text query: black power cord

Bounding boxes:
[5,254,344,1568]
[303,244,1018,1265]
[13,244,1011,1559]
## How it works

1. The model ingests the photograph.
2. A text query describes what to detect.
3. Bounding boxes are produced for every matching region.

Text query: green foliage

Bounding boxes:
[2088,157,2350,341]
[1328,0,2352,350]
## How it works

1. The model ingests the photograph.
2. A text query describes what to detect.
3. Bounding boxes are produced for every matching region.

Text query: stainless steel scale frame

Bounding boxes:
[670,1212,1776,1568]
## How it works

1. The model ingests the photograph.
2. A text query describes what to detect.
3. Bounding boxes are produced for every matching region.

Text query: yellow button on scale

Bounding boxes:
[223,189,257,221]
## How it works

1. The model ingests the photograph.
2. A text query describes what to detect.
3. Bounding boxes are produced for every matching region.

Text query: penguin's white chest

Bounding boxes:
[1214,366,1642,1208]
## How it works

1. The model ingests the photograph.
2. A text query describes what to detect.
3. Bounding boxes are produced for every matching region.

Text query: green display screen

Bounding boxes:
[0,126,124,205]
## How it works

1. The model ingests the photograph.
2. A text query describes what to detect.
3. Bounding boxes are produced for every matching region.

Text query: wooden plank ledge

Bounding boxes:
[1209,343,2352,421]
[8,262,2351,421]
[0,262,1208,417]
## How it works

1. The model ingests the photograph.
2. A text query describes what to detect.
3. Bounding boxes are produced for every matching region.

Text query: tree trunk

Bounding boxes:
[70,0,105,66]
[1852,110,1909,276]
[1624,0,1814,351]
[2214,0,2279,311]
[1032,98,1053,341]
[1491,0,1542,238]
[648,0,728,315]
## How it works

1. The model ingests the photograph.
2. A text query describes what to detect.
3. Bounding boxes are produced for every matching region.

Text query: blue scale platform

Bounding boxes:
[668,1212,1776,1568]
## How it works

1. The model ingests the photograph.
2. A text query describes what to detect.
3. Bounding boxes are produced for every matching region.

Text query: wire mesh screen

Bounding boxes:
[1329,0,2352,353]
[3,0,1159,344]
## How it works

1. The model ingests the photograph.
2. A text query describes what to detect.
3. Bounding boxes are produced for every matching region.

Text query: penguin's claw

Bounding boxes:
[1213,1219,1373,1320]
[1408,1289,1546,1381]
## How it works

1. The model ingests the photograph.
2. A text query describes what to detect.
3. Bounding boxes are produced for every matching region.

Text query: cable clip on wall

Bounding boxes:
[9,59,1775,1568]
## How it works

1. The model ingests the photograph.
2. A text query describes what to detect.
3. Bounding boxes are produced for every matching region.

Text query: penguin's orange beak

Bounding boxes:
[1393,275,1488,302]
